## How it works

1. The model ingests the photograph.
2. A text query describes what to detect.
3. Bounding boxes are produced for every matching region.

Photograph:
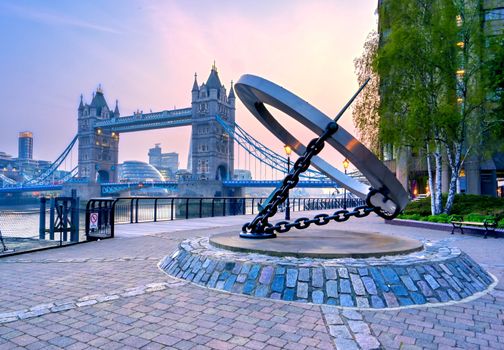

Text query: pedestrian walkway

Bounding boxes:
[1,211,503,349]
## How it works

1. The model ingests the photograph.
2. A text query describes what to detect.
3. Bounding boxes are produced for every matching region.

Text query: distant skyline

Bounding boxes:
[0,0,378,172]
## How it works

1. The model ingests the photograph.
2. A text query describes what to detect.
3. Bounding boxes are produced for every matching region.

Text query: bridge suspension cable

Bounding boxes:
[216,116,329,181]
[26,135,79,185]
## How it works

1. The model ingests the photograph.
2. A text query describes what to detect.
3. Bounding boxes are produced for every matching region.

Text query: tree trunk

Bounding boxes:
[444,142,462,214]
[426,143,437,215]
[434,141,443,214]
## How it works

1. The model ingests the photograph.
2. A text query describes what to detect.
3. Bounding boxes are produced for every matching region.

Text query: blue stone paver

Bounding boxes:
[350,274,366,296]
[340,294,354,307]
[362,277,377,295]
[340,279,352,294]
[248,264,261,279]
[410,292,427,304]
[275,266,286,275]
[391,285,409,297]
[425,274,441,290]
[242,280,255,295]
[370,268,390,292]
[326,280,338,298]
[286,268,298,288]
[312,268,324,288]
[297,282,308,299]
[298,268,310,281]
[223,275,237,291]
[312,290,324,304]
[370,295,385,308]
[282,288,295,301]
[271,275,285,293]
[259,266,274,284]
[381,267,400,284]
[338,267,349,279]
[326,267,337,280]
[255,285,269,297]
[400,275,418,291]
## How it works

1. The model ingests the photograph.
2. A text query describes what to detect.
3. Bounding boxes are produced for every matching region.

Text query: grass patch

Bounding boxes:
[398,194,504,228]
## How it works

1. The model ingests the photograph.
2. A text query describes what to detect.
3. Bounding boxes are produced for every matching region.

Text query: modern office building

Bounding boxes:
[18,131,33,160]
[148,144,179,180]
[377,0,504,197]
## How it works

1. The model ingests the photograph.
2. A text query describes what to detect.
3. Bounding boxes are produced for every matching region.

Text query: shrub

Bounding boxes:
[399,194,504,223]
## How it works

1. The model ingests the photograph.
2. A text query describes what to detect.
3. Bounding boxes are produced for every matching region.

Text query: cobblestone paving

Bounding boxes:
[161,237,494,307]
[0,213,503,349]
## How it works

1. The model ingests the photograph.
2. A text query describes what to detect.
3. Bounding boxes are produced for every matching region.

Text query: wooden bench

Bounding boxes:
[450,215,498,239]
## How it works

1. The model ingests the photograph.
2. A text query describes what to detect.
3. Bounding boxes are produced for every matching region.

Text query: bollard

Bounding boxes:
[70,190,80,242]
[39,197,46,240]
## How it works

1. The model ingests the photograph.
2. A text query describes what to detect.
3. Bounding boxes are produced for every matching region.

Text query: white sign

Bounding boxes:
[89,212,99,230]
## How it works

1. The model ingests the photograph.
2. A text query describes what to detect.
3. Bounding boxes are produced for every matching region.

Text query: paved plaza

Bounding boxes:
[1,211,503,350]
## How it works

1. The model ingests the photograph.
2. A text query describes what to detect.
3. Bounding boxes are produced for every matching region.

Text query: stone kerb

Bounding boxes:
[159,237,495,308]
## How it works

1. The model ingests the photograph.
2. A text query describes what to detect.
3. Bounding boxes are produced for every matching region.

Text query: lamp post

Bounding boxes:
[284,145,292,220]
[342,158,349,209]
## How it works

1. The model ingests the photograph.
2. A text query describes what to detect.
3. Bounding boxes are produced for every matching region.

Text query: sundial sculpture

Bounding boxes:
[162,75,493,307]
[234,75,409,239]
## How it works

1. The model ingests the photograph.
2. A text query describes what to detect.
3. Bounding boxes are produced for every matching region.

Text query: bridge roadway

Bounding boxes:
[0,212,503,349]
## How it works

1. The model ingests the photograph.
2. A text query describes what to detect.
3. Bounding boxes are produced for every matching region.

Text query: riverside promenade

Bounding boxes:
[0,211,503,350]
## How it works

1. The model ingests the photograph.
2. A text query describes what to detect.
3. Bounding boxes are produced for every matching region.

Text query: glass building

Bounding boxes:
[118,161,165,182]
[18,131,33,160]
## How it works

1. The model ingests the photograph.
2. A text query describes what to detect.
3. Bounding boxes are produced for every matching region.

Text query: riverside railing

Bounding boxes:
[85,196,365,240]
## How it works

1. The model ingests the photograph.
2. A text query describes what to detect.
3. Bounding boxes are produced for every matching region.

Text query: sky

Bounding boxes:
[0,0,378,175]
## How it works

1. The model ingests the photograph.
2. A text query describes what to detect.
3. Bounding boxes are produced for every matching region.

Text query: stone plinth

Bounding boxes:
[210,230,423,259]
[160,235,495,309]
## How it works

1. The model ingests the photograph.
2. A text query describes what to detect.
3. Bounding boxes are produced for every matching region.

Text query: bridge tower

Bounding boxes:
[77,87,120,184]
[186,64,236,196]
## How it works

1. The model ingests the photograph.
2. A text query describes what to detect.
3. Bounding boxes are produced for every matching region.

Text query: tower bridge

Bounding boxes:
[73,63,237,197]
[2,64,341,198]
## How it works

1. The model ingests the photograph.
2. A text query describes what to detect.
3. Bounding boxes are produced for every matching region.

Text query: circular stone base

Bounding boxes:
[210,230,424,258]
[160,235,495,308]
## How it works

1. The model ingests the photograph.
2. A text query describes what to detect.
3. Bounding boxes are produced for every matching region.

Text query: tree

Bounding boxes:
[441,0,486,213]
[484,35,504,149]
[365,0,495,215]
[353,31,381,156]
[374,0,455,215]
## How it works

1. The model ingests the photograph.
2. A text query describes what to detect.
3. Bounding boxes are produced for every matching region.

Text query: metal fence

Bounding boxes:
[85,196,365,240]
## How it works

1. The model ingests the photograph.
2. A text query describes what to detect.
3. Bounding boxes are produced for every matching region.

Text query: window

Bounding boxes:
[198,126,210,134]
[197,160,209,173]
[199,103,208,113]
[485,8,504,21]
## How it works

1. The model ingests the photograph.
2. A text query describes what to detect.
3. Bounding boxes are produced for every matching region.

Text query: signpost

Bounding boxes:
[89,212,99,231]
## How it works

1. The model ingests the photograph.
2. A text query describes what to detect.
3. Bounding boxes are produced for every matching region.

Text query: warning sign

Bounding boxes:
[89,212,99,230]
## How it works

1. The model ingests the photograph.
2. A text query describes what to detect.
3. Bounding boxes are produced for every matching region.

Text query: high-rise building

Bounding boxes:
[18,131,33,160]
[377,0,504,197]
[148,144,179,180]
[148,144,162,168]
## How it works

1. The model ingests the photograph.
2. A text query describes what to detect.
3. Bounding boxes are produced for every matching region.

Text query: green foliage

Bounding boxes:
[484,36,504,150]
[399,194,504,222]
[375,0,459,151]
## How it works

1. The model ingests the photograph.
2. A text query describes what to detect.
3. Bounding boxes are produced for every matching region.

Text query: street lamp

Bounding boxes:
[342,158,349,209]
[284,145,292,220]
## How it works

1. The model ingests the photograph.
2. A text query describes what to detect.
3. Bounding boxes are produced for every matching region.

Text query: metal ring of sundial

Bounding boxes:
[234,74,409,214]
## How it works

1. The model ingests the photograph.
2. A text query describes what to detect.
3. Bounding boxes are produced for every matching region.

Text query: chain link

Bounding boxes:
[241,120,398,237]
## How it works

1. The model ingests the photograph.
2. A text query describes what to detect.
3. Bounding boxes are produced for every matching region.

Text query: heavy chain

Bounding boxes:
[241,120,399,238]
